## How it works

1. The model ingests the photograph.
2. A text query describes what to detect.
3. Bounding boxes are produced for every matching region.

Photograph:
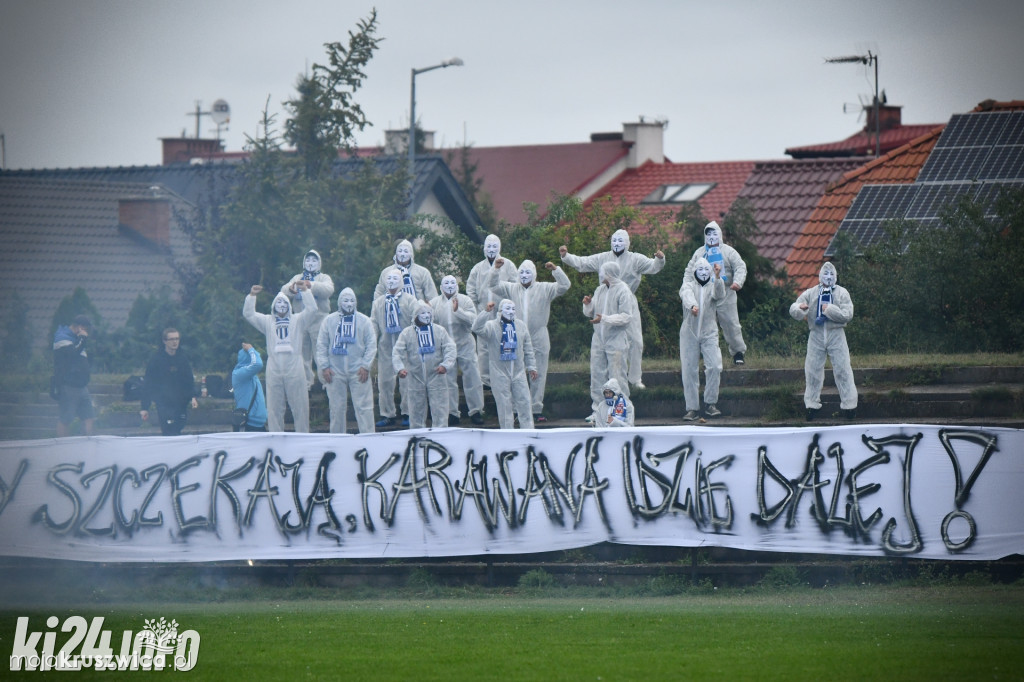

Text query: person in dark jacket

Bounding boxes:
[232,342,268,431]
[53,314,95,437]
[140,328,198,435]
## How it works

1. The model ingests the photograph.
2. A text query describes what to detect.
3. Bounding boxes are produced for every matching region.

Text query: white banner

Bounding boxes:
[0,425,1021,562]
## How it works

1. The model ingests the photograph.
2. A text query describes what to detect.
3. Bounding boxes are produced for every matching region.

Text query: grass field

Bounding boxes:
[3,583,1023,680]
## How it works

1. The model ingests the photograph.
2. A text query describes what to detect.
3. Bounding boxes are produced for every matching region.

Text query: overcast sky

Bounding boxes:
[2,0,1023,171]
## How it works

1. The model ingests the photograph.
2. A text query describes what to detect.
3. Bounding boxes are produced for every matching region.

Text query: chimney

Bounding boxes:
[119,189,171,248]
[866,100,902,133]
[622,119,666,168]
[161,137,224,165]
[384,129,435,156]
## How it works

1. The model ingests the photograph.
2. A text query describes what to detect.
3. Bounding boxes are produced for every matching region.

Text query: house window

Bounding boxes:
[641,183,715,204]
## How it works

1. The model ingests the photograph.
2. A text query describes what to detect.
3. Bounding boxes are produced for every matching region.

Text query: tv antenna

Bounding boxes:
[825,51,880,156]
[186,99,231,142]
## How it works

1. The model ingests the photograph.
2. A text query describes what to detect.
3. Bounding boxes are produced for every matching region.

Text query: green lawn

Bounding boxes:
[3,585,1022,680]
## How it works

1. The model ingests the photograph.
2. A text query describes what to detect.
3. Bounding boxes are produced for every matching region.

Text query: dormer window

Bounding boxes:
[641,183,715,204]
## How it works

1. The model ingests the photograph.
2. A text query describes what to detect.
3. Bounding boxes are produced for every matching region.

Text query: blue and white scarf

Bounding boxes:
[416,324,436,355]
[500,320,518,361]
[331,314,356,355]
[384,295,402,335]
[815,287,832,325]
[394,263,417,298]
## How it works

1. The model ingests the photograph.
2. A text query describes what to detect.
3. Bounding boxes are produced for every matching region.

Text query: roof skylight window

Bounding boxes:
[642,182,714,204]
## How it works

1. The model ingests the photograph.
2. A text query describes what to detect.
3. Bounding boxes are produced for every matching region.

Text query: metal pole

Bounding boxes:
[872,52,880,157]
[409,68,417,166]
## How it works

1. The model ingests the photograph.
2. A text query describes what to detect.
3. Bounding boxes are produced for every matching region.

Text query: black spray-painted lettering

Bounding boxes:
[937,429,999,552]
[0,458,28,518]
[863,433,922,554]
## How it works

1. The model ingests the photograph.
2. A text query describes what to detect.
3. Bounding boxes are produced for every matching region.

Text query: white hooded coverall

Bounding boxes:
[466,235,516,386]
[583,262,636,414]
[281,249,335,389]
[679,257,726,411]
[371,284,419,420]
[472,300,537,430]
[243,288,317,432]
[561,229,665,385]
[683,222,748,357]
[430,279,485,419]
[789,262,858,411]
[487,259,570,415]
[315,288,377,434]
[392,304,457,429]
[599,378,635,427]
[373,239,438,303]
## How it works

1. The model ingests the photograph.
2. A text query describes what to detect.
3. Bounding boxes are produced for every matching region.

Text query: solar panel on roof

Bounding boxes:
[979,145,1024,180]
[917,147,990,182]
[904,183,975,219]
[935,112,1013,149]
[844,184,917,221]
[993,112,1024,146]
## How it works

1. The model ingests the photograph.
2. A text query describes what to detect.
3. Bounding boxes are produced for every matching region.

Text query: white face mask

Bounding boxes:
[820,266,837,288]
[303,254,320,273]
[705,228,721,248]
[339,293,356,314]
[385,272,403,292]
[695,263,711,282]
[611,233,628,254]
[273,298,290,317]
[500,302,516,321]
[441,276,458,296]
[519,265,535,286]
[417,310,432,325]
[395,245,412,265]
[484,237,500,260]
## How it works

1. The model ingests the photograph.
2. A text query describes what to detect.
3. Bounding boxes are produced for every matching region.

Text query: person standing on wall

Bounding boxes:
[53,314,95,437]
[140,327,199,436]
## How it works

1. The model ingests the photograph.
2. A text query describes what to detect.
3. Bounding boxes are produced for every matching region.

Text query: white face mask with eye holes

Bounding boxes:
[417,309,433,325]
[500,301,516,321]
[483,236,500,260]
[339,291,357,315]
[385,271,403,292]
[441,276,458,297]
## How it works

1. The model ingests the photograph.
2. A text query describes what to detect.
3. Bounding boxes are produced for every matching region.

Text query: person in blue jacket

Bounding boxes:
[232,342,268,431]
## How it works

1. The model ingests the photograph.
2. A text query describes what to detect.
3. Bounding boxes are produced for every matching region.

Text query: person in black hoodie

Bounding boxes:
[53,315,95,437]
[139,328,198,436]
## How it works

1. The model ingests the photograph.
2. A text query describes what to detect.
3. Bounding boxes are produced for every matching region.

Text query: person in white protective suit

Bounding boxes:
[466,234,516,388]
[243,283,318,432]
[560,229,665,388]
[281,249,335,389]
[598,378,635,427]
[472,299,538,430]
[393,301,457,429]
[371,268,419,428]
[683,221,748,365]
[582,261,637,421]
[679,257,726,421]
[486,257,570,422]
[315,287,377,434]
[373,239,438,303]
[789,262,858,420]
[430,275,486,425]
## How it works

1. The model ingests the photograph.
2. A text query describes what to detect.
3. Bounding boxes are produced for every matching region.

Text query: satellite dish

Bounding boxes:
[211,99,230,126]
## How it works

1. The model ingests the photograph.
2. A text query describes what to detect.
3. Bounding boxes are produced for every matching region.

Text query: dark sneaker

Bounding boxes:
[704,404,722,418]
[401,415,410,427]
[375,416,396,428]
[805,408,819,422]
[733,352,745,365]
[842,408,857,420]
[470,412,485,425]
[683,410,699,422]
[448,415,461,426]
[534,414,547,423]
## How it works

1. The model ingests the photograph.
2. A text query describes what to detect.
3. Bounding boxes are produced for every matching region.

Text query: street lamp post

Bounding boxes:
[408,57,464,167]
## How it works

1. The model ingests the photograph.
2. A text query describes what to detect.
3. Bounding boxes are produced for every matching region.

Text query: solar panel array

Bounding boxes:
[826,111,1024,256]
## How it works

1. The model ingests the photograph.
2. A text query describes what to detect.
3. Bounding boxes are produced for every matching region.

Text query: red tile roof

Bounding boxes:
[460,140,630,225]
[586,159,757,237]
[786,124,939,158]
[784,127,944,289]
[736,157,869,270]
